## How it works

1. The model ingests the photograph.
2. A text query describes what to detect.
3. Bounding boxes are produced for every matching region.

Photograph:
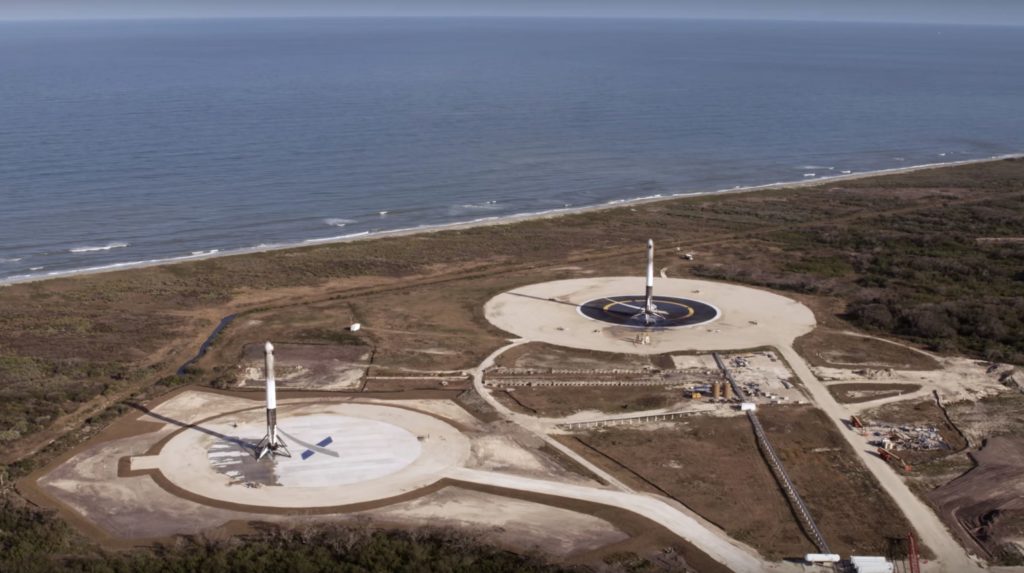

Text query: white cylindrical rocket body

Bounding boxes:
[265,341,277,410]
[645,239,655,312]
[264,341,278,446]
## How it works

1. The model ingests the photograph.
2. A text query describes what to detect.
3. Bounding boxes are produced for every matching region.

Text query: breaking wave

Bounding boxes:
[324,218,355,227]
[459,200,499,209]
[302,231,370,244]
[69,242,129,253]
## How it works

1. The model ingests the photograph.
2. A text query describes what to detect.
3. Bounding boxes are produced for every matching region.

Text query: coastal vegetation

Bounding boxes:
[0,497,578,573]
[692,188,1024,362]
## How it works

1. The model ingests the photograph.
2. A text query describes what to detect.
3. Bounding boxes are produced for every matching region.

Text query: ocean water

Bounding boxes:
[1,18,1022,282]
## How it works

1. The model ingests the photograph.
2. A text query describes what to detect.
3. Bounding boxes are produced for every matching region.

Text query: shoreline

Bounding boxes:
[2,152,1021,287]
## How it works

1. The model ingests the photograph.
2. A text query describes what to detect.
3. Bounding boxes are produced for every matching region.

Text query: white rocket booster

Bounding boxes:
[256,341,290,459]
[644,239,655,314]
[265,341,277,410]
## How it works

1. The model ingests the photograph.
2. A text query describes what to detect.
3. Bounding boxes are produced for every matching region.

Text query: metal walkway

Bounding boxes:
[713,352,832,555]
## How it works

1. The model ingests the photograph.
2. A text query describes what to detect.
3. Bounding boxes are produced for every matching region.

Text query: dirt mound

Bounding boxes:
[237,342,371,390]
[928,436,1024,563]
[828,383,921,404]
[795,330,940,371]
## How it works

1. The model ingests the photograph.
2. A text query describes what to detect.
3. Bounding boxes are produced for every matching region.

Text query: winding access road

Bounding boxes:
[469,339,800,573]
[776,345,983,573]
[451,467,786,573]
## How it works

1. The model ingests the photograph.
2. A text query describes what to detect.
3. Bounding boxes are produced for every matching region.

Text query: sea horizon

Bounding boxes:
[2,17,1022,283]
[4,14,1024,28]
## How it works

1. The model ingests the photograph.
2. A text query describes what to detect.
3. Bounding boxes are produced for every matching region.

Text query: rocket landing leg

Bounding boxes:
[256,435,291,460]
[256,409,291,460]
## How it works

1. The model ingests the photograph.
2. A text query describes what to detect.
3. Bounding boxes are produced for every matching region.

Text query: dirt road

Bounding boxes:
[450,467,798,573]
[470,339,635,491]
[470,339,804,572]
[776,345,983,572]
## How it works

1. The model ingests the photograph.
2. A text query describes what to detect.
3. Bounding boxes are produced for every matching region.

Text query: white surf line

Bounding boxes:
[4,153,1021,288]
[449,467,789,573]
[775,344,984,572]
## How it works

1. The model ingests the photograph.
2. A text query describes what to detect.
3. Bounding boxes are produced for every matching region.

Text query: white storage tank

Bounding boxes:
[850,555,894,573]
[804,553,841,563]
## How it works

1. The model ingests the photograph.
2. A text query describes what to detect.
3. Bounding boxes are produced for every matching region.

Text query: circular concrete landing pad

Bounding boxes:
[133,402,470,509]
[206,414,422,488]
[485,277,816,354]
[578,295,720,328]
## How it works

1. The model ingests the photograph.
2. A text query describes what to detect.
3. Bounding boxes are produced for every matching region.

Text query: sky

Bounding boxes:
[1,0,1022,26]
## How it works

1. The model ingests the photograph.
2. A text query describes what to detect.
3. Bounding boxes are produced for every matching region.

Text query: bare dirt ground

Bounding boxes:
[236,342,371,390]
[945,393,1024,447]
[795,329,941,371]
[463,426,601,486]
[722,350,807,404]
[928,437,1024,565]
[670,354,721,371]
[829,382,923,404]
[360,377,473,392]
[756,406,915,558]
[359,485,632,557]
[812,354,1010,414]
[559,416,813,560]
[494,342,666,370]
[494,385,689,418]
[348,276,529,371]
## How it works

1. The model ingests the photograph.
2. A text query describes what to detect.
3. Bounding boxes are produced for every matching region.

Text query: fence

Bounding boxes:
[557,410,701,430]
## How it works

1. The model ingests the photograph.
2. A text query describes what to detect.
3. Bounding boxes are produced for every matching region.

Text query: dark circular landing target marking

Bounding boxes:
[578,296,720,328]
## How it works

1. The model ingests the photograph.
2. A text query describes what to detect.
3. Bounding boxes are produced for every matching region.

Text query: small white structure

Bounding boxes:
[349,323,361,332]
[740,402,758,412]
[804,553,840,564]
[850,556,894,573]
